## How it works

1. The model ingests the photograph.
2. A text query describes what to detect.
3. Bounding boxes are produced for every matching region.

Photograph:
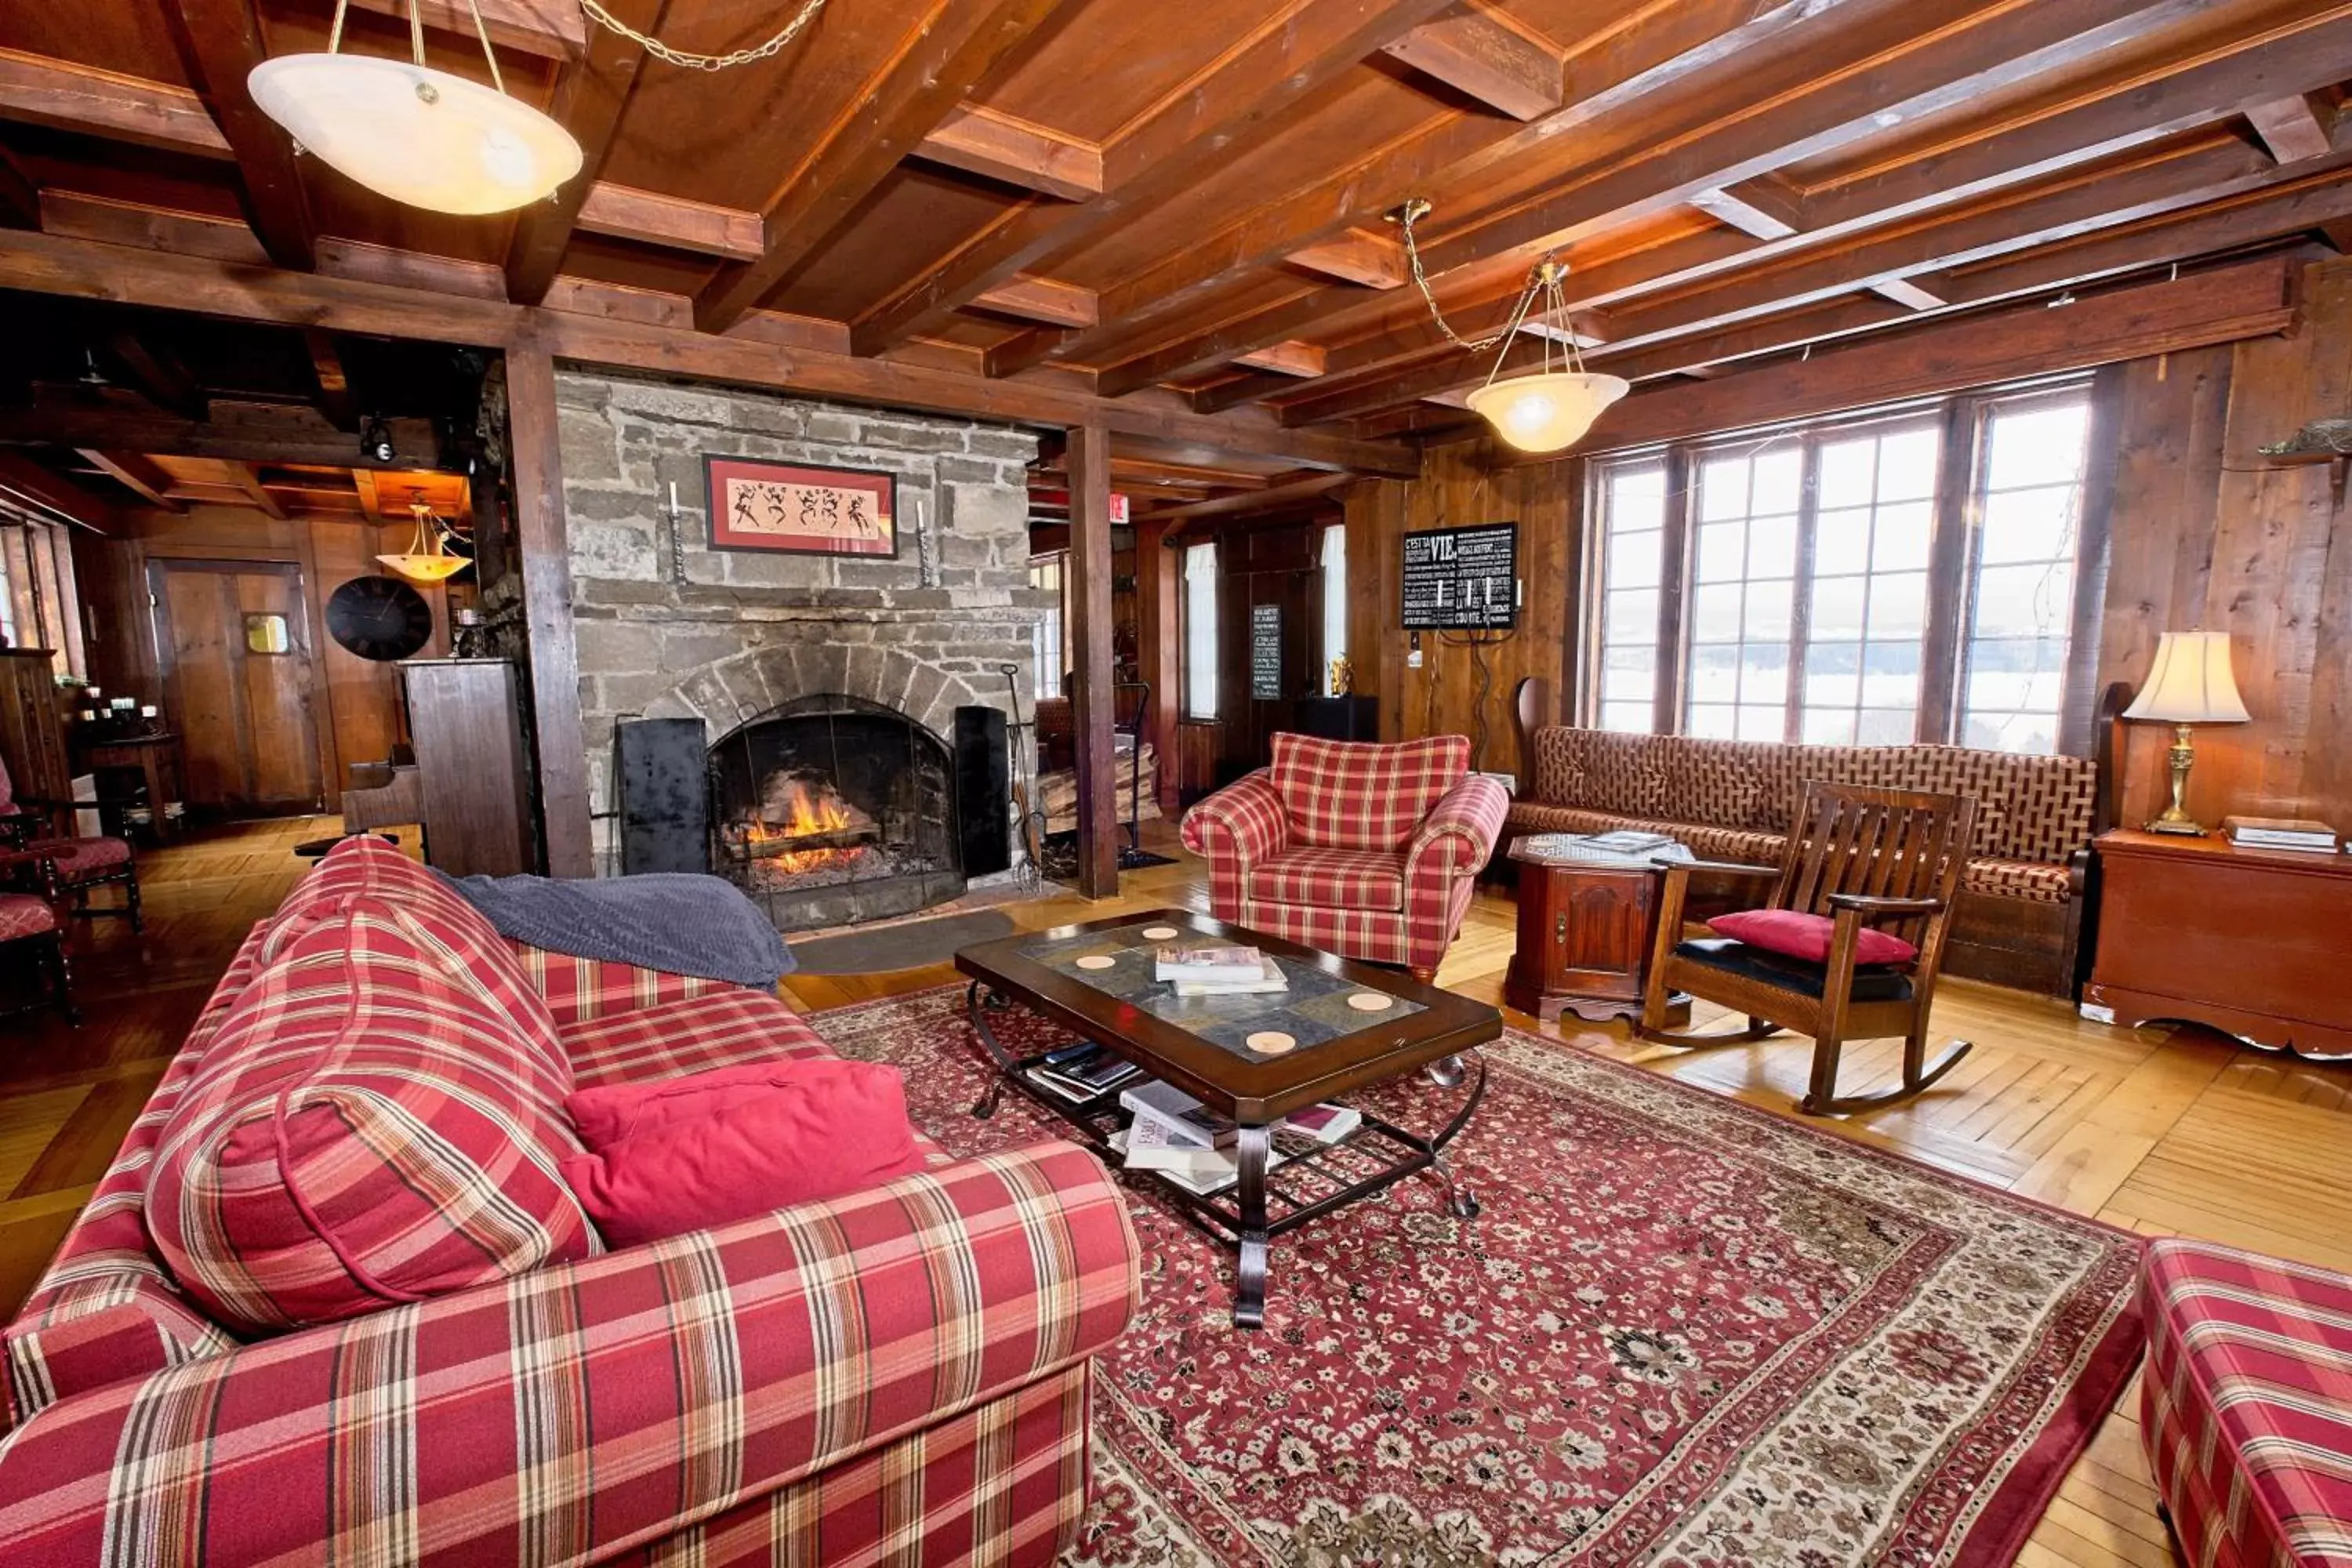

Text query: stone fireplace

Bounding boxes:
[555,369,1043,927]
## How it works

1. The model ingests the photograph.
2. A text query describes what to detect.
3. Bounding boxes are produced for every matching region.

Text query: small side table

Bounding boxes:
[1504,833,1694,1025]
[72,732,183,844]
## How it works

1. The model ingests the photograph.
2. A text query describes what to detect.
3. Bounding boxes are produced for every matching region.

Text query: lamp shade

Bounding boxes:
[2122,631,2249,724]
[1466,371,1630,454]
[249,53,582,215]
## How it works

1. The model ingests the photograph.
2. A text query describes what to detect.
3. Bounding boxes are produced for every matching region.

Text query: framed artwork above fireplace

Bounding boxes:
[706,456,898,558]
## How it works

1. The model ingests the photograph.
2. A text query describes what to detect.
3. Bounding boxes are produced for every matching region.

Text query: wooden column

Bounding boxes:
[1066,422,1120,898]
[504,339,594,877]
[1134,513,1182,815]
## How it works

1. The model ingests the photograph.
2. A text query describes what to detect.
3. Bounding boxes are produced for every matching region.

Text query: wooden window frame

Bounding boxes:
[1578,375,2102,755]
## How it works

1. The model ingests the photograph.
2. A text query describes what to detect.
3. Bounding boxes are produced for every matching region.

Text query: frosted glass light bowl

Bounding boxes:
[1467,371,1631,454]
[249,53,582,216]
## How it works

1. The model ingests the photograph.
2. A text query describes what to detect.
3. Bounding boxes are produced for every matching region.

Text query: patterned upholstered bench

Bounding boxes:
[2143,1240,2352,1568]
[1507,683,2115,994]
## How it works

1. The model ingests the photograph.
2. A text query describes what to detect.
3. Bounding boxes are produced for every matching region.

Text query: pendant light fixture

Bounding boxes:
[249,0,582,216]
[376,489,470,583]
[1392,198,1628,455]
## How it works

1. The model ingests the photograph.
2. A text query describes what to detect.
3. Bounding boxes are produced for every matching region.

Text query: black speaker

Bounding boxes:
[953,705,1011,877]
[617,718,710,876]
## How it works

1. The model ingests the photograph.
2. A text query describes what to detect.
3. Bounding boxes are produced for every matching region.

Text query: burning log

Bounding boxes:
[742,824,879,858]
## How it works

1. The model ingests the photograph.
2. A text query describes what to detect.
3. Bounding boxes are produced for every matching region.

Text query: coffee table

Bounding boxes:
[954,909,1501,1328]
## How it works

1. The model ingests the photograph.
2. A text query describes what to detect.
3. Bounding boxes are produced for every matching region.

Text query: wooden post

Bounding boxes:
[504,338,595,877]
[1067,422,1120,898]
[1134,513,1181,815]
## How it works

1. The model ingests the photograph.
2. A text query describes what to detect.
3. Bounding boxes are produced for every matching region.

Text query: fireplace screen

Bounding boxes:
[707,695,962,930]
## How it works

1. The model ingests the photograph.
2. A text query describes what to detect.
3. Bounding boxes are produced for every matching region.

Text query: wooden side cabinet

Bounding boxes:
[401,658,537,879]
[2083,829,2352,1060]
[1504,836,1692,1026]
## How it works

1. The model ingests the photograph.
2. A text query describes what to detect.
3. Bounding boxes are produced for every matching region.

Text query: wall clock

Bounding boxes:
[325,575,434,662]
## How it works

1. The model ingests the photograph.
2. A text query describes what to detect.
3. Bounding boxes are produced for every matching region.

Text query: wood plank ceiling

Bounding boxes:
[2,0,2351,514]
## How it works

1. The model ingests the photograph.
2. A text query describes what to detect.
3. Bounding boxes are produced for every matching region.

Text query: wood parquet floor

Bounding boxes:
[5,817,2347,1566]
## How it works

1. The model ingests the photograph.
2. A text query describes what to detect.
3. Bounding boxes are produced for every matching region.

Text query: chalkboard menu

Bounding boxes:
[1401,523,1518,630]
[1250,603,1283,699]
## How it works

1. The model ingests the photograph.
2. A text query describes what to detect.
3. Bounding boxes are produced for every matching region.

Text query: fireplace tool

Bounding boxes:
[1002,664,1044,892]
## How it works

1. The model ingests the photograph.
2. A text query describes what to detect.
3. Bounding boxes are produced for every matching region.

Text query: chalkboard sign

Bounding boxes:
[1402,523,1518,630]
[1250,603,1283,699]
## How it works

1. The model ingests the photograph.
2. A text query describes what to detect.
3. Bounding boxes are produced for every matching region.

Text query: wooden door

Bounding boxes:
[1214,524,1323,779]
[151,560,325,815]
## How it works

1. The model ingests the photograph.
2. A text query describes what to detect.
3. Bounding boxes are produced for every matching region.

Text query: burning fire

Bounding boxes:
[740,775,876,877]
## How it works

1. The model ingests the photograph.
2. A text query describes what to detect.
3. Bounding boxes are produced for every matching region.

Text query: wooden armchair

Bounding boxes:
[1638,782,1977,1116]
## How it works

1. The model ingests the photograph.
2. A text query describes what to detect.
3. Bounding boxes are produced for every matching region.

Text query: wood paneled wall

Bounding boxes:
[74,506,452,805]
[2101,259,2352,831]
[1344,442,1576,780]
[1341,256,2352,829]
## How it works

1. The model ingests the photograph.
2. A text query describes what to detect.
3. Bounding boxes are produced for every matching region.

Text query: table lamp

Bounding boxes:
[2122,631,2249,835]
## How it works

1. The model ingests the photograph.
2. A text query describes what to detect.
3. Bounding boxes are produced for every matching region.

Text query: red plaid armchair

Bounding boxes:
[1181,733,1509,978]
[0,837,1141,1566]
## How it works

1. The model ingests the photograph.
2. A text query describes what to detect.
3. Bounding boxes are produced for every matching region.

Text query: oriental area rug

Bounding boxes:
[808,985,2144,1568]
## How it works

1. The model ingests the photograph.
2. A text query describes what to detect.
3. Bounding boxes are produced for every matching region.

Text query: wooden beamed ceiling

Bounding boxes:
[0,0,2346,489]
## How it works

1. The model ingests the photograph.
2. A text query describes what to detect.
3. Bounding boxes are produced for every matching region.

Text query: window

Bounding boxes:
[1594,461,1667,732]
[1584,380,2095,754]
[1029,552,1065,699]
[1319,524,1347,692]
[1183,542,1219,720]
[1959,395,2089,755]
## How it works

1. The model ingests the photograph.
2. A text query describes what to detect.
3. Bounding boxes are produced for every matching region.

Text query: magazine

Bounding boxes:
[1171,955,1290,997]
[1152,945,1268,985]
[1119,1080,1238,1148]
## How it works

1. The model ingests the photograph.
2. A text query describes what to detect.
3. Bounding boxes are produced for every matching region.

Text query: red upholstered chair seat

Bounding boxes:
[2143,1239,2352,1568]
[1248,846,1406,911]
[0,894,55,941]
[26,836,132,878]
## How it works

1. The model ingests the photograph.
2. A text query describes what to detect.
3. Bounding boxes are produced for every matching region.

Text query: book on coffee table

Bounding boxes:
[1152,945,1268,985]
[1120,1079,1238,1148]
[1171,954,1289,997]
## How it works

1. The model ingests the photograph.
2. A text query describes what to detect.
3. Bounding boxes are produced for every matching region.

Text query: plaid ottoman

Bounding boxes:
[2143,1239,2352,1567]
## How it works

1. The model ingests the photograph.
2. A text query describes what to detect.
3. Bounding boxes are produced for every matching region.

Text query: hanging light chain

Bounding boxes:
[1397,200,1513,354]
[1397,198,1590,384]
[578,0,830,72]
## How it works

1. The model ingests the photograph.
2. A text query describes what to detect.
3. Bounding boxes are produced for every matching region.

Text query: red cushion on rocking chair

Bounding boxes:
[1708,909,1918,967]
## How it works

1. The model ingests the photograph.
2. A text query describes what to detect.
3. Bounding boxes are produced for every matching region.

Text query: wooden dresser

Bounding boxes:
[2084,829,2352,1060]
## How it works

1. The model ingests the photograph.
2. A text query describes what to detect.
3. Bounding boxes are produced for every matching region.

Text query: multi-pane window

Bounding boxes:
[1584,381,2094,754]
[1319,524,1348,691]
[1183,542,1220,720]
[1029,553,1065,699]
[1801,423,1937,745]
[1687,445,1801,740]
[1960,396,2089,754]
[1594,462,1668,732]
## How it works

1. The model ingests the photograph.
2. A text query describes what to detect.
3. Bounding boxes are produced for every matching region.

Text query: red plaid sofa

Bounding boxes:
[1180,733,1510,978]
[1508,723,2105,994]
[2143,1239,2352,1568]
[0,835,1141,1566]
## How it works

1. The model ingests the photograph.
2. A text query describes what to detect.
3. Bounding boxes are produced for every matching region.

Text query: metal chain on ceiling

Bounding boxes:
[575,0,829,72]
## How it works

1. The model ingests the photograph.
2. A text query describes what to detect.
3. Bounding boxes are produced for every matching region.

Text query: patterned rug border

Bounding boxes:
[804,983,2149,1566]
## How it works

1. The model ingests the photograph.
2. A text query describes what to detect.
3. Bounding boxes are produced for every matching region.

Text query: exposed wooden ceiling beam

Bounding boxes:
[0,147,34,230]
[1871,278,1947,310]
[1380,8,1563,122]
[0,48,230,157]
[1234,340,1327,377]
[169,0,314,269]
[2245,93,2337,164]
[343,0,586,62]
[982,325,1070,379]
[1132,470,1353,523]
[0,452,112,533]
[1189,371,1312,414]
[75,449,183,512]
[845,0,1461,356]
[1285,229,1406,289]
[305,330,357,430]
[915,104,1103,201]
[1696,180,1807,240]
[0,401,441,468]
[107,332,208,422]
[1562,255,2295,455]
[39,189,267,263]
[972,274,1098,328]
[694,0,1080,333]
[504,0,662,304]
[573,181,763,260]
[1036,0,1878,379]
[220,459,289,519]
[350,467,388,522]
[1091,0,2220,395]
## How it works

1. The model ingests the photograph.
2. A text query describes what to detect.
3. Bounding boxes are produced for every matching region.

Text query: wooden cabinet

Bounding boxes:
[2084,829,2352,1059]
[0,649,71,826]
[1504,837,1691,1025]
[401,658,536,878]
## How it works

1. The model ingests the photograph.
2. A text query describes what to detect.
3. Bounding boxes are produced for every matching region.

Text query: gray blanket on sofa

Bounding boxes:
[432,869,794,989]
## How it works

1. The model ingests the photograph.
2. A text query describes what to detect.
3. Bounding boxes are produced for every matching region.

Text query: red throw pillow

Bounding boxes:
[565,1061,823,1149]
[1708,909,1918,967]
[560,1061,924,1247]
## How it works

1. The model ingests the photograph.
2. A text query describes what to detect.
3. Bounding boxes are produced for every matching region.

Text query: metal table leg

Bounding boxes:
[1232,1123,1272,1330]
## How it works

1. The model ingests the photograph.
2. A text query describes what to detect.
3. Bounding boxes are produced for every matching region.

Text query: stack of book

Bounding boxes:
[1153,943,1288,997]
[2222,815,2343,855]
[1022,1042,1141,1104]
[1111,1080,1360,1196]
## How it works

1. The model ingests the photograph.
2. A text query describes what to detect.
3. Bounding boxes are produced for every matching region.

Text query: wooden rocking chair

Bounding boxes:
[1637,782,1977,1116]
